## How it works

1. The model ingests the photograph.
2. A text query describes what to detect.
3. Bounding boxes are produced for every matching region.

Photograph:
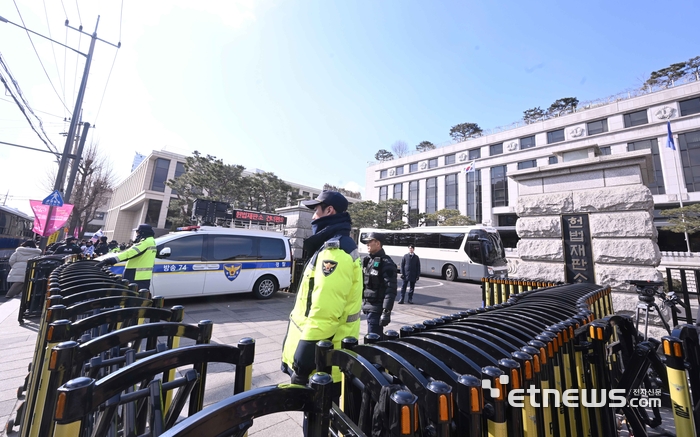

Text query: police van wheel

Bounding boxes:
[444,265,457,282]
[253,276,278,299]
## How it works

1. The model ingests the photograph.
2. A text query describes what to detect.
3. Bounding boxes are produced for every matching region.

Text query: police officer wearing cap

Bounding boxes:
[97,224,157,290]
[361,232,397,337]
[52,237,83,255]
[281,190,363,388]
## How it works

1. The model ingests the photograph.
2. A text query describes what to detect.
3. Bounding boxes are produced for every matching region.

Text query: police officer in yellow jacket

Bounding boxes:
[99,224,157,290]
[281,191,363,386]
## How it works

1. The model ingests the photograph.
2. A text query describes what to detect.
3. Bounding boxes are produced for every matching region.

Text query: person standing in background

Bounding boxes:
[399,244,421,304]
[5,240,42,299]
[361,232,397,336]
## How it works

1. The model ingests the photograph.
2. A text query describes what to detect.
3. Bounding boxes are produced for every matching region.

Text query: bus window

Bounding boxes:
[396,233,415,247]
[467,241,483,263]
[417,233,440,248]
[440,233,464,249]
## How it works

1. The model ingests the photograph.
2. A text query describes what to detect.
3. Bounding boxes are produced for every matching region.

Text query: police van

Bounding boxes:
[111,226,292,299]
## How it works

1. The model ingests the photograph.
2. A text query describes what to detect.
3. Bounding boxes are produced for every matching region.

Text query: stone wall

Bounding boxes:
[511,151,663,316]
[276,205,314,259]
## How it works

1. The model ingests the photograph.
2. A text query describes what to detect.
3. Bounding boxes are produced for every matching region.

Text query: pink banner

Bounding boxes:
[29,200,74,237]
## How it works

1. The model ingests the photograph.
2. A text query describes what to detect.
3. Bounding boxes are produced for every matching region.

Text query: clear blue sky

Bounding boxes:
[1,0,698,215]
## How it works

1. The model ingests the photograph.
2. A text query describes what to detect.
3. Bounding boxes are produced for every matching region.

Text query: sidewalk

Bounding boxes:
[0,292,448,437]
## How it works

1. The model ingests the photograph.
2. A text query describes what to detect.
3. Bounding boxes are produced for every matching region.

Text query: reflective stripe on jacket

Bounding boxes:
[281,241,363,382]
[116,236,157,281]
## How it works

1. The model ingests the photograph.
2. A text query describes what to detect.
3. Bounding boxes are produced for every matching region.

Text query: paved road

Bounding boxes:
[1,276,484,436]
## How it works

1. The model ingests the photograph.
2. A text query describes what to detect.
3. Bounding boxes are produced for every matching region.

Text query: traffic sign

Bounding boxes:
[42,190,64,207]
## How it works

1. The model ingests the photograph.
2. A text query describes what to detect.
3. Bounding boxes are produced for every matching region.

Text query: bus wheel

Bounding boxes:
[444,265,457,281]
[253,275,278,299]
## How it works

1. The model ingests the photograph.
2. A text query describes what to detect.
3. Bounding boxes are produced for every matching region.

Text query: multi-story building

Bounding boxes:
[365,81,700,251]
[104,150,324,243]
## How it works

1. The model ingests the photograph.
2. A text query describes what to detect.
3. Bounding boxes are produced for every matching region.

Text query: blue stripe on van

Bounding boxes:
[109,261,290,275]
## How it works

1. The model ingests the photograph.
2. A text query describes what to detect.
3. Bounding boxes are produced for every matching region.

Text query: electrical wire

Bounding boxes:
[43,0,67,116]
[93,0,123,125]
[12,0,72,113]
[0,71,60,158]
[74,0,82,25]
[0,54,60,156]
[0,96,65,118]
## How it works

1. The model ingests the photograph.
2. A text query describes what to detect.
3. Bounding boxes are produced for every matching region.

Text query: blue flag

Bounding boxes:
[667,121,676,150]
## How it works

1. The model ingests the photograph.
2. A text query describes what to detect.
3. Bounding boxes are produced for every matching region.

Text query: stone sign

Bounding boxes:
[561,214,595,283]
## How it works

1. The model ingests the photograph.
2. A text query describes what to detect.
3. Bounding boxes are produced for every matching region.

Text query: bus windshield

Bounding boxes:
[467,229,506,267]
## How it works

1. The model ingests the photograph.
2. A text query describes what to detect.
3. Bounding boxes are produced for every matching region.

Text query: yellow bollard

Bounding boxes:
[662,337,697,437]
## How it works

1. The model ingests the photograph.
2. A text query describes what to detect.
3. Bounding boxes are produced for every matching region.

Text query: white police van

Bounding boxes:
[111,226,292,299]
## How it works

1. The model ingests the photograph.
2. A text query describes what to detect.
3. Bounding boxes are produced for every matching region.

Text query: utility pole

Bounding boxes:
[0,14,119,246]
[42,17,119,248]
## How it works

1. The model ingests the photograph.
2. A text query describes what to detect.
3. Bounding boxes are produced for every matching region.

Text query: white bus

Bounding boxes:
[358,226,508,281]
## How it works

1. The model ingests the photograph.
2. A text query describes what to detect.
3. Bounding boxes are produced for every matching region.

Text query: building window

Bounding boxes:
[393,183,403,200]
[409,163,418,173]
[425,177,438,218]
[171,161,186,195]
[445,174,458,210]
[628,139,665,195]
[490,143,503,156]
[624,110,648,128]
[467,170,482,223]
[408,181,419,226]
[445,154,456,165]
[498,214,518,226]
[587,119,608,135]
[546,129,565,144]
[517,160,537,170]
[428,158,438,169]
[93,212,105,220]
[379,186,388,202]
[395,166,404,175]
[680,97,700,116]
[302,191,310,198]
[679,129,700,193]
[380,170,388,179]
[150,158,171,192]
[491,165,508,207]
[549,156,558,165]
[520,136,536,149]
[600,146,611,155]
[469,148,481,160]
[145,199,163,227]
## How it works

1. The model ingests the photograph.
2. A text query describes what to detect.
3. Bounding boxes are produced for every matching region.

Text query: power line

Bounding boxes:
[93,0,123,126]
[0,96,66,119]
[12,0,72,113]
[0,55,60,157]
[43,0,68,115]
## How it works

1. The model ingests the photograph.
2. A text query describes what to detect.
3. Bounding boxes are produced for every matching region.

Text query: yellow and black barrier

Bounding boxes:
[482,277,561,307]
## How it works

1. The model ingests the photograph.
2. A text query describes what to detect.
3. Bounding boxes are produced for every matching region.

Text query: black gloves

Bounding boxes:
[290,371,309,385]
[102,257,119,266]
[380,311,391,326]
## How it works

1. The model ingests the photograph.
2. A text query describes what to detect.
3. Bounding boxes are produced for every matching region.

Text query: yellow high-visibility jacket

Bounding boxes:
[115,236,157,281]
[282,238,363,382]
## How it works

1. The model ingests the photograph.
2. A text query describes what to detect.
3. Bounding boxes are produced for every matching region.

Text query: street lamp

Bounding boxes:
[0,14,119,246]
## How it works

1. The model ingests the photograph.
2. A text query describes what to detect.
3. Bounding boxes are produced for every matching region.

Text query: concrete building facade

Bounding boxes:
[104,150,324,243]
[365,81,700,251]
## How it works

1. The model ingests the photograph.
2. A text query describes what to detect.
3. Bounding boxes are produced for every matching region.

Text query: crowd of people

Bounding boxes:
[2,234,133,300]
[45,236,127,256]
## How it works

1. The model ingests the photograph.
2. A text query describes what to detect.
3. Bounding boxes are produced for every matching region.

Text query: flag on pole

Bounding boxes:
[90,228,104,242]
[667,120,676,150]
[463,160,476,173]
